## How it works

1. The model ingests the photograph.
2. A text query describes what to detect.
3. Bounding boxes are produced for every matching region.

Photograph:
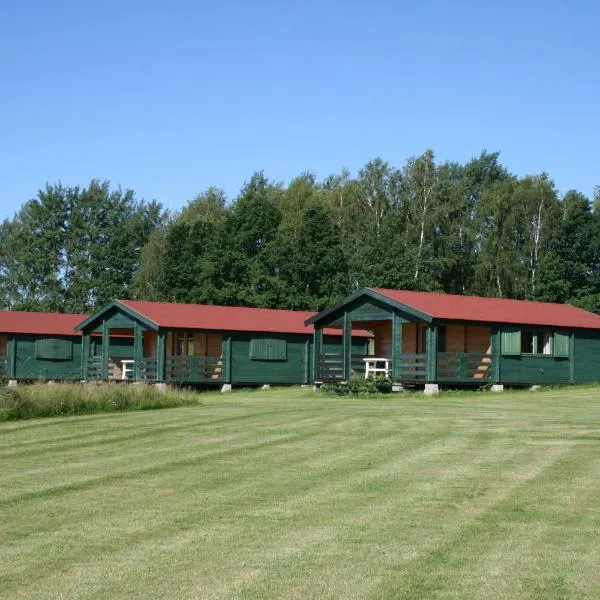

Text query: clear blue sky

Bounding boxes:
[1,0,598,219]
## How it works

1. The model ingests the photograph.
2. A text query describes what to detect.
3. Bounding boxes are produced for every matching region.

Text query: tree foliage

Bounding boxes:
[2,154,600,314]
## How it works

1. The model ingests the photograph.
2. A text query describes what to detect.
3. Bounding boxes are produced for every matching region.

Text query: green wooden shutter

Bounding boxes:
[501,329,521,356]
[35,338,73,360]
[250,337,287,361]
[553,331,569,358]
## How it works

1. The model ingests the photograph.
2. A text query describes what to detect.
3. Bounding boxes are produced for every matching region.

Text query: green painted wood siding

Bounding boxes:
[35,338,73,360]
[92,337,135,358]
[500,355,570,385]
[553,331,570,358]
[13,335,83,380]
[573,330,600,384]
[231,333,308,384]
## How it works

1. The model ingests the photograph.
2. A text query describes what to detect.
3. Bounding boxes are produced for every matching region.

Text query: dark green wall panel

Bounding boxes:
[231,333,308,384]
[574,330,600,383]
[500,356,569,385]
[14,335,83,380]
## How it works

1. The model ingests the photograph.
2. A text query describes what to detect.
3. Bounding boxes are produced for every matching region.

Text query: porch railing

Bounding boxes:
[165,356,223,383]
[318,353,344,381]
[86,356,103,380]
[437,352,492,382]
[317,352,490,384]
[139,358,158,382]
[397,353,427,382]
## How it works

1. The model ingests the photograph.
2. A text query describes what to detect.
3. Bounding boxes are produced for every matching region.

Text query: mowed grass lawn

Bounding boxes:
[2,387,600,599]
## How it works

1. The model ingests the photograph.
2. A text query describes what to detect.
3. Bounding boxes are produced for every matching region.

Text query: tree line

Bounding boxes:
[2,150,600,315]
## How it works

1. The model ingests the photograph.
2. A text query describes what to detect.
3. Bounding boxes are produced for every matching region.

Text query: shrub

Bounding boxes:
[321,375,393,396]
[0,383,200,421]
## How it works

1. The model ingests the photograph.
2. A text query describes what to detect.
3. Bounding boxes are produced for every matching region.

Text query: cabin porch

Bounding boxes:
[83,327,226,384]
[314,320,493,386]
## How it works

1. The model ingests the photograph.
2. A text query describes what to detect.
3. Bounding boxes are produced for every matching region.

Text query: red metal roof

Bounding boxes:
[371,288,600,330]
[0,311,87,336]
[119,300,368,336]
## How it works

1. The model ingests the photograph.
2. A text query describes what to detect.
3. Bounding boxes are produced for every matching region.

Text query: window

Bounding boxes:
[173,332,195,356]
[250,337,287,361]
[520,330,552,355]
[437,326,447,353]
[521,330,534,354]
[35,338,73,360]
[536,331,552,355]
[503,329,560,357]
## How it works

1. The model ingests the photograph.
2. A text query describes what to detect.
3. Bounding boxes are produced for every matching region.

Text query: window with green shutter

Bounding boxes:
[35,338,73,360]
[553,331,569,358]
[501,329,521,356]
[250,337,287,361]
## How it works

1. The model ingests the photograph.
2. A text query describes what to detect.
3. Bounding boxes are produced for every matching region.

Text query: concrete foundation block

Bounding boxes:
[392,384,404,392]
[8,379,18,387]
[154,382,168,393]
[530,385,541,391]
[261,384,271,390]
[424,383,439,395]
[491,384,504,392]
[221,383,232,393]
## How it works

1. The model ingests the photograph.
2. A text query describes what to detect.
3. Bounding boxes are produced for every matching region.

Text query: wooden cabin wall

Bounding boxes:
[193,333,222,357]
[373,322,392,357]
[0,335,6,356]
[466,326,492,354]
[442,324,492,354]
[402,323,426,354]
[573,330,600,384]
[143,331,157,357]
[446,325,466,352]
[13,334,83,380]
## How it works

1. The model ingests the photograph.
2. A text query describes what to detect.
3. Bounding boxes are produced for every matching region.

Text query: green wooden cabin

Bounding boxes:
[0,311,136,382]
[76,300,369,386]
[305,288,600,388]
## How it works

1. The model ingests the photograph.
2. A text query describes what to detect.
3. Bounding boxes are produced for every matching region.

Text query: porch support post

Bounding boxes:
[82,332,90,380]
[313,326,323,382]
[101,319,109,382]
[223,335,232,384]
[156,330,166,383]
[426,324,438,383]
[569,332,575,384]
[133,322,142,381]
[491,327,501,383]
[303,339,310,384]
[342,312,351,380]
[391,312,402,381]
[7,335,17,379]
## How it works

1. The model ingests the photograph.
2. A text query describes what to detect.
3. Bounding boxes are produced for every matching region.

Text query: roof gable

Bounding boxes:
[304,288,433,326]
[76,300,158,332]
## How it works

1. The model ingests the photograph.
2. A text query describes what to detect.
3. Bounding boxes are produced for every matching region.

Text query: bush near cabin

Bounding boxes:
[321,375,393,396]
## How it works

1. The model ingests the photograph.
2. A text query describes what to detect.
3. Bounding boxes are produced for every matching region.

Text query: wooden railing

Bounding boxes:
[397,354,427,382]
[165,356,223,383]
[437,352,492,382]
[139,358,158,382]
[350,354,369,378]
[317,353,344,381]
[86,356,103,380]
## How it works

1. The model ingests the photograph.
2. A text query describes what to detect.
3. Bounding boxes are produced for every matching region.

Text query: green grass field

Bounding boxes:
[2,386,600,599]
